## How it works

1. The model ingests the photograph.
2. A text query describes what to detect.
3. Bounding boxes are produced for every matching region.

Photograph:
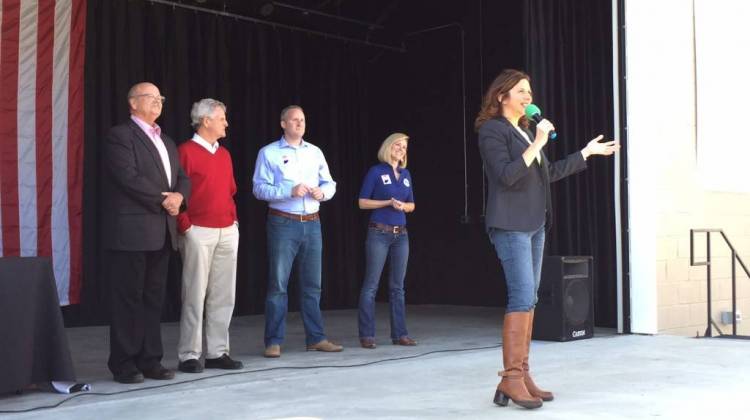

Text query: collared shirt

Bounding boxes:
[131,115,172,185]
[359,162,414,226]
[191,132,220,154]
[252,136,336,215]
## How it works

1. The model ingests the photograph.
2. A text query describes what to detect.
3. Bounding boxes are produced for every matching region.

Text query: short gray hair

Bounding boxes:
[126,82,155,105]
[280,105,303,121]
[126,84,140,101]
[190,98,226,130]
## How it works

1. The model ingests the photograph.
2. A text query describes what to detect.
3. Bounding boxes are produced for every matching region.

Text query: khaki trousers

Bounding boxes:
[178,224,239,361]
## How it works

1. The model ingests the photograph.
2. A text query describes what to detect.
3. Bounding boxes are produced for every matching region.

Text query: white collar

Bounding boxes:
[192,133,220,154]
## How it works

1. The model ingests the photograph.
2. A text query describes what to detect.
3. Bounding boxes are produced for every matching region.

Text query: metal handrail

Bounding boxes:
[690,229,750,337]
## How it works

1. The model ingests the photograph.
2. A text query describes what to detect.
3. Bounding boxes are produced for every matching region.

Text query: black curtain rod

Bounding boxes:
[271,1,385,30]
[146,0,406,53]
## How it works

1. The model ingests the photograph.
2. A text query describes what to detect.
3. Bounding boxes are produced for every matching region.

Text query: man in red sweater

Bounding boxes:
[176,98,242,373]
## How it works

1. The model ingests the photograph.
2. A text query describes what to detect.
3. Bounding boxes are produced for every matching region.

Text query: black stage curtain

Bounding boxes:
[362,0,527,308]
[78,0,376,324]
[69,0,618,329]
[524,0,618,327]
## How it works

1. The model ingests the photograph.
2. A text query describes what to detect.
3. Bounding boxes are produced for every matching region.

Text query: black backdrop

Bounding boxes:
[523,0,619,330]
[68,0,619,330]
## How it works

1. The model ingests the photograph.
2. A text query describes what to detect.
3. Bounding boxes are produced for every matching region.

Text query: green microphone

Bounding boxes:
[524,104,557,140]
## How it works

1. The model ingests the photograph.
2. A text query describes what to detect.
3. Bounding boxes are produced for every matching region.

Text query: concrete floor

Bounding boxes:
[1,305,748,419]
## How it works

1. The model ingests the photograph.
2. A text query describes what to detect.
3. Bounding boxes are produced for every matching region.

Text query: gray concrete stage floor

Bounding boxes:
[1,305,748,419]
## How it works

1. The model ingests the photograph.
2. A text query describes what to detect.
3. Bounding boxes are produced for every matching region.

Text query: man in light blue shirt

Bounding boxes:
[252,105,342,358]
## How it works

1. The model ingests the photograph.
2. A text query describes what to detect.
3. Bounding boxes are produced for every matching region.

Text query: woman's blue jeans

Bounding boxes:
[358,227,410,340]
[488,224,545,313]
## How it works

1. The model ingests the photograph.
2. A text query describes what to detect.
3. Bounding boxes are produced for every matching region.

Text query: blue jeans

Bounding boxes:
[264,215,326,346]
[488,224,545,313]
[358,227,410,340]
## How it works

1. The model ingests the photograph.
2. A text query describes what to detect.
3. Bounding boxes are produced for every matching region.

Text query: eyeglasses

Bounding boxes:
[131,94,166,104]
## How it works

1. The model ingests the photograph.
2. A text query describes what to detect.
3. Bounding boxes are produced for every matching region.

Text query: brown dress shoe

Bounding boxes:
[360,338,377,349]
[141,365,174,380]
[392,336,417,346]
[264,344,281,358]
[306,339,343,352]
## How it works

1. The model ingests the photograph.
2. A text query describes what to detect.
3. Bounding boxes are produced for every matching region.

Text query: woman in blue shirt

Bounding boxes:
[357,133,416,349]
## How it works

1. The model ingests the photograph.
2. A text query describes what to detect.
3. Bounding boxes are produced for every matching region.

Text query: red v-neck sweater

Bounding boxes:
[176,140,237,233]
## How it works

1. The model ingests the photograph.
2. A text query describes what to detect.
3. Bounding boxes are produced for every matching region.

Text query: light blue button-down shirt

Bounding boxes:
[252,137,336,214]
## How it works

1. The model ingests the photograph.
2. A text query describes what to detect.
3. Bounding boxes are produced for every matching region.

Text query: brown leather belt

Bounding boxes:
[269,208,320,222]
[369,222,407,234]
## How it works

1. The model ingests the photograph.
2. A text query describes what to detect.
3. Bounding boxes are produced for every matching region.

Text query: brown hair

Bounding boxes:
[280,105,303,121]
[474,69,530,131]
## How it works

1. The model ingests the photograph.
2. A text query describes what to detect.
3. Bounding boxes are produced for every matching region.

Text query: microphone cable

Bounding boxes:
[0,343,502,414]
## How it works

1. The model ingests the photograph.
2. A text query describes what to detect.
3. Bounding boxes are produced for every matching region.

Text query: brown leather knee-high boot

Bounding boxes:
[524,310,554,401]
[494,311,543,409]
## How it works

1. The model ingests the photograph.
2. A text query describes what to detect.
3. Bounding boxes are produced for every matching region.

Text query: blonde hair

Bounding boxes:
[377,133,409,168]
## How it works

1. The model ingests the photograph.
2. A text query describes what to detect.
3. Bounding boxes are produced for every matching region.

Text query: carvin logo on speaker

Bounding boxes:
[571,329,587,338]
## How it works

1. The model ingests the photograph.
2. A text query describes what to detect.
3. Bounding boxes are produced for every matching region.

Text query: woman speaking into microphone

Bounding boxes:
[476,69,618,409]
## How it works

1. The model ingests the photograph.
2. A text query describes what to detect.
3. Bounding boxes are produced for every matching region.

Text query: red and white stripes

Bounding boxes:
[0,0,85,305]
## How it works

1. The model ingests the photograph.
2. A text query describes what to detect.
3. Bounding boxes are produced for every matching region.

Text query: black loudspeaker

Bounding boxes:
[532,256,594,342]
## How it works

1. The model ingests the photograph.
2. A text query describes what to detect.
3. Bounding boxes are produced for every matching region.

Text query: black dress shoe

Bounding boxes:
[178,358,204,373]
[141,365,175,380]
[113,371,144,384]
[205,354,243,370]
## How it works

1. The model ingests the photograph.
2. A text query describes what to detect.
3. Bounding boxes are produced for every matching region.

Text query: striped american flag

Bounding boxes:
[0,0,85,305]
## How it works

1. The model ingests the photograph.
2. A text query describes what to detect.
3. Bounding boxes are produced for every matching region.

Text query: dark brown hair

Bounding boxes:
[474,69,530,131]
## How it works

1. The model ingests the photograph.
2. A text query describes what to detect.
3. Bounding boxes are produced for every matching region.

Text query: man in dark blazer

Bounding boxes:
[102,82,190,384]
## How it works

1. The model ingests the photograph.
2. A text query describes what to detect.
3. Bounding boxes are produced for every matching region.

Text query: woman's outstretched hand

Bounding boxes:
[582,135,620,159]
